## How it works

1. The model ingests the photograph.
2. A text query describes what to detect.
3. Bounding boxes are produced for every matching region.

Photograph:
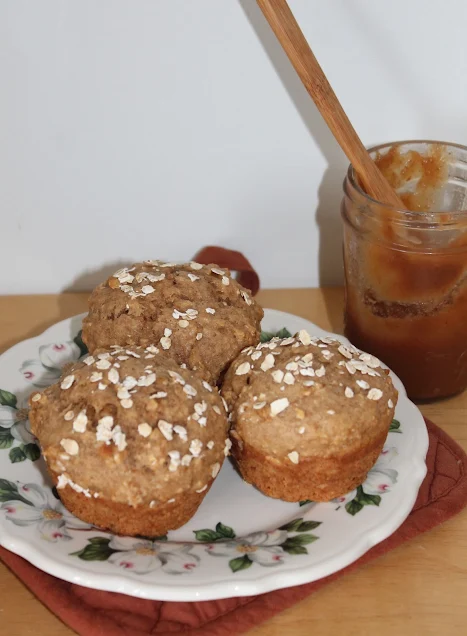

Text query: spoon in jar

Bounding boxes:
[256,0,406,209]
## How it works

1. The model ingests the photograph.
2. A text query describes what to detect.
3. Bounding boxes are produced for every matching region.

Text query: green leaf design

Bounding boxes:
[389,419,402,433]
[71,537,117,561]
[279,518,304,532]
[194,522,236,542]
[345,499,364,516]
[0,478,19,493]
[193,529,221,543]
[275,327,292,339]
[0,427,14,449]
[281,543,308,555]
[296,520,321,532]
[260,327,292,343]
[215,522,236,539]
[356,491,381,507]
[345,485,382,515]
[280,518,321,533]
[0,389,17,409]
[22,443,40,462]
[280,533,319,554]
[283,534,318,546]
[229,555,252,572]
[73,330,88,357]
[87,537,112,545]
[299,499,312,507]
[9,446,26,463]
[0,479,33,505]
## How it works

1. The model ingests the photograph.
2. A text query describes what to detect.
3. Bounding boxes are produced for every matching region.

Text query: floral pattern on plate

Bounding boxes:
[334,444,399,515]
[0,331,86,464]
[20,333,85,388]
[0,479,91,541]
[72,536,201,575]
[69,519,320,575]
[194,519,320,572]
[0,390,39,463]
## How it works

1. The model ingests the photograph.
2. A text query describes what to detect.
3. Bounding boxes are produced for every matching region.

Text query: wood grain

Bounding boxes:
[256,0,404,208]
[0,289,466,636]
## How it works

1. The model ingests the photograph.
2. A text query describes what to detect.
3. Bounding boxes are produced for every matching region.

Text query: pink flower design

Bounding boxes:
[20,341,81,387]
[107,536,200,575]
[1,482,91,542]
[206,530,287,567]
[331,489,358,505]
[363,447,398,496]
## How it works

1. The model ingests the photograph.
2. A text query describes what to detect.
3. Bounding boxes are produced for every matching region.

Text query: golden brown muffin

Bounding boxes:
[81,260,263,385]
[29,346,230,537]
[222,331,398,502]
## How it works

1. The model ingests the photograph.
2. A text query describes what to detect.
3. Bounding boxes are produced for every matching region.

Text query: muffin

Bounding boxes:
[222,331,398,502]
[29,345,230,537]
[81,260,263,385]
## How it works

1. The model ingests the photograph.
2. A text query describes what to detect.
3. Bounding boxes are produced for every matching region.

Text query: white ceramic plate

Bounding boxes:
[0,309,428,601]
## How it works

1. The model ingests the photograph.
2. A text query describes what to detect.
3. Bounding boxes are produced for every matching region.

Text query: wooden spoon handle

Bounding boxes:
[257,0,404,208]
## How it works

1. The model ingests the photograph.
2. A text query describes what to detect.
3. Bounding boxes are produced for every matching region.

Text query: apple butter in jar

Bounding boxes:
[342,140,467,400]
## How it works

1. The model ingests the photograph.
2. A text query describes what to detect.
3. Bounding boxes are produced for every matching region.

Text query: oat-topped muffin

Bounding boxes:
[81,260,263,385]
[29,346,230,537]
[222,331,397,502]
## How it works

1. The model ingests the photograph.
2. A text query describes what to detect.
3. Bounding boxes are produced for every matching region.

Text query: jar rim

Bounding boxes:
[346,139,467,222]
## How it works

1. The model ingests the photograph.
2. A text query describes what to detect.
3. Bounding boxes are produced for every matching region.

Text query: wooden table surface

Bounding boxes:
[0,288,466,636]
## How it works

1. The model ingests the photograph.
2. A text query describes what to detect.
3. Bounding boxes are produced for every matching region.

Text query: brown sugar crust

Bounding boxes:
[81,260,263,384]
[29,346,229,536]
[222,331,398,502]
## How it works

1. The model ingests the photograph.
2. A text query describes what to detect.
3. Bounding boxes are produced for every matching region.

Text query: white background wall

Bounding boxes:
[1,0,467,294]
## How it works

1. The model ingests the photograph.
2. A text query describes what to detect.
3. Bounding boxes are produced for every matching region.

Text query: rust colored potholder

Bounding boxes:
[193,246,260,296]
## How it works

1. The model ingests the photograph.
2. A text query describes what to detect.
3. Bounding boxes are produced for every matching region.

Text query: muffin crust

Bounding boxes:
[29,346,230,536]
[82,260,263,384]
[222,331,398,502]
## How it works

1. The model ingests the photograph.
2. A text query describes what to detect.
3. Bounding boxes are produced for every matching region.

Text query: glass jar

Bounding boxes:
[342,140,467,400]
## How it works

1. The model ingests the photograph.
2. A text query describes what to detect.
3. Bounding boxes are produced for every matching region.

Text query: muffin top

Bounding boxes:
[29,345,230,507]
[221,330,398,462]
[81,260,264,384]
